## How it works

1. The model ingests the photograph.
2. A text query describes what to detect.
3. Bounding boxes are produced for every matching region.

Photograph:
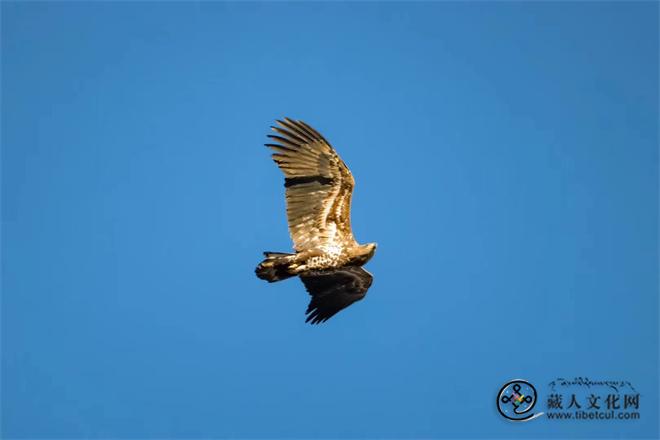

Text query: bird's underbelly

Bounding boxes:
[302,244,349,269]
[305,254,340,269]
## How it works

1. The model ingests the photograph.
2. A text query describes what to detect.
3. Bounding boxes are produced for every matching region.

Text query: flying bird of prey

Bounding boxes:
[255,118,377,324]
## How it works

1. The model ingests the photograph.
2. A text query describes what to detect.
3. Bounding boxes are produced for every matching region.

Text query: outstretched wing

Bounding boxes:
[265,118,356,252]
[299,266,373,324]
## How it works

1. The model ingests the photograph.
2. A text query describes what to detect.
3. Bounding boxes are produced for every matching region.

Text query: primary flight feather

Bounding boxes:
[255,118,377,324]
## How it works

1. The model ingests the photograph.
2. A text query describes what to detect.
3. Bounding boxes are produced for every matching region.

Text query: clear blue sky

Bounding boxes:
[2,2,658,438]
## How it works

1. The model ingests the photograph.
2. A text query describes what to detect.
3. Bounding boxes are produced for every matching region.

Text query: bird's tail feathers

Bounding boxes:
[255,252,296,282]
[263,251,292,258]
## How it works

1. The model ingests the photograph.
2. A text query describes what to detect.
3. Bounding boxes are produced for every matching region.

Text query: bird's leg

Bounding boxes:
[287,248,324,273]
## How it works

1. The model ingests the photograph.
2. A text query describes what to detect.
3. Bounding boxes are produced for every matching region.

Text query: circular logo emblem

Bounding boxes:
[497,379,542,421]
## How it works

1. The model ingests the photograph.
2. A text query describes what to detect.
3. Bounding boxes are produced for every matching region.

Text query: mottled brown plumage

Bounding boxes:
[255,118,376,323]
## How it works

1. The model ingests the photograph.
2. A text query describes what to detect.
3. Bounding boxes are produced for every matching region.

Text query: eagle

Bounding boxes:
[255,118,377,324]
